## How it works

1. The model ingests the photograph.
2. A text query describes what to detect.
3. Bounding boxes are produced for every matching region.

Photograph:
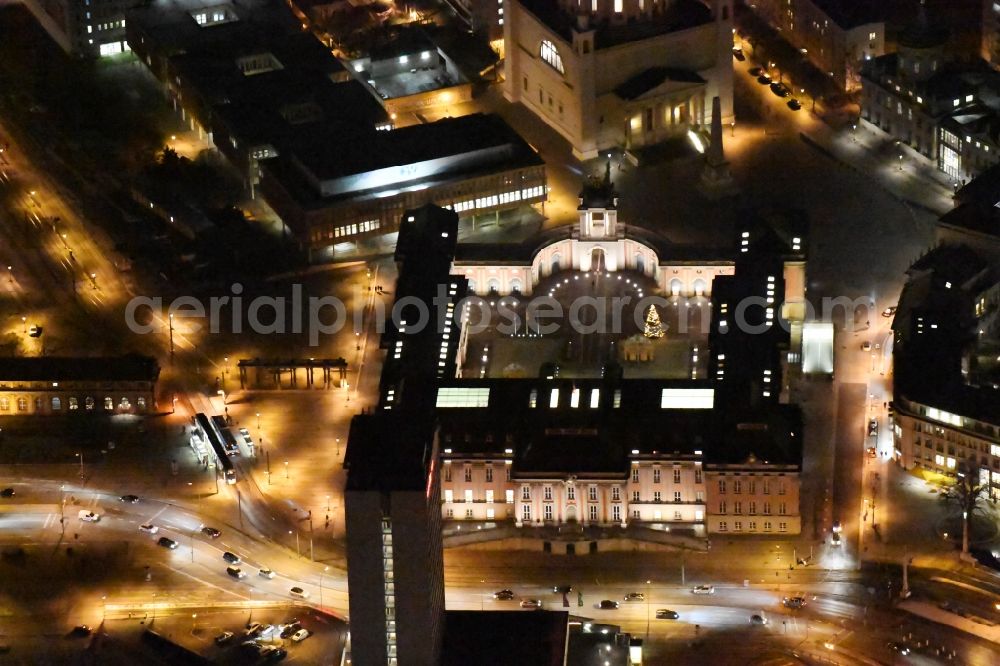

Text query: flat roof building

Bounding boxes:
[0,355,160,415]
[128,0,547,260]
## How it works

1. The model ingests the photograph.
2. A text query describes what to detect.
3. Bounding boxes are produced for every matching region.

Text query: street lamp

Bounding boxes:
[6,265,11,283]
[256,412,261,432]
[76,451,84,475]
[898,154,903,171]
[320,565,329,609]
[730,121,735,137]
[645,580,651,638]
[284,460,289,479]
[21,316,26,333]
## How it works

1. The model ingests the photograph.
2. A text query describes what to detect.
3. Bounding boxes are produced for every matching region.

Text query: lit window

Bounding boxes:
[539,40,564,75]
[549,388,559,408]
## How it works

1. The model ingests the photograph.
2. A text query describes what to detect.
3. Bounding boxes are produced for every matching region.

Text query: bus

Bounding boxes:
[195,413,236,485]
[211,415,241,456]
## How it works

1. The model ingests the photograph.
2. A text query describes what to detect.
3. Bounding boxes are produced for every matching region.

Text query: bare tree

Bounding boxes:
[940,462,988,555]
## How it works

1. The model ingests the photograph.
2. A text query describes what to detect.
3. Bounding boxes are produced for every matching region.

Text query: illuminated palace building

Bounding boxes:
[128,0,547,261]
[503,0,734,159]
[438,174,806,538]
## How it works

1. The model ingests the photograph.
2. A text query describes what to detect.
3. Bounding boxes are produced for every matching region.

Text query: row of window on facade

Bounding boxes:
[716,478,786,495]
[717,500,788,515]
[444,485,702,504]
[449,186,546,214]
[0,396,146,412]
[444,463,702,485]
[717,521,788,532]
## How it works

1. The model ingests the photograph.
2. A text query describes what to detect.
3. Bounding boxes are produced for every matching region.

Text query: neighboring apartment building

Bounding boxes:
[503,0,734,159]
[747,0,883,91]
[21,0,137,56]
[891,165,1000,499]
[861,3,1000,184]
[0,356,159,415]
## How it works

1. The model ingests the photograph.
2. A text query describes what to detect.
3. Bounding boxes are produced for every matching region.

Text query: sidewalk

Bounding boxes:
[899,599,1000,644]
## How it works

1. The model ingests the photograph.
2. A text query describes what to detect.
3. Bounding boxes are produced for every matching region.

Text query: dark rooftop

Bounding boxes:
[0,356,160,383]
[289,113,541,183]
[810,0,882,30]
[898,0,948,50]
[518,0,712,49]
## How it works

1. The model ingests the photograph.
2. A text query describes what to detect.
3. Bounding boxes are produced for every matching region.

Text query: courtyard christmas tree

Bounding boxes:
[643,304,664,339]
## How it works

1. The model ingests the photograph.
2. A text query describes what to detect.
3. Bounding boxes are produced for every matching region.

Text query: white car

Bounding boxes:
[258,567,275,579]
[238,428,254,446]
[290,586,310,599]
[519,599,542,609]
[291,629,310,642]
[139,523,159,534]
[78,510,100,522]
[691,585,715,595]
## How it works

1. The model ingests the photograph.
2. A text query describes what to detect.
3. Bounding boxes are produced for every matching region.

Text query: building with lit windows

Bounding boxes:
[21,0,137,56]
[891,168,1000,497]
[435,174,806,539]
[860,3,1000,184]
[437,381,803,537]
[128,0,547,259]
[0,356,159,416]
[503,0,734,160]
[747,0,883,91]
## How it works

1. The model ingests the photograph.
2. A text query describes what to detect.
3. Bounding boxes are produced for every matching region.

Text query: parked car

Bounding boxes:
[783,596,806,609]
[750,614,768,625]
[832,532,842,547]
[861,341,872,351]
[259,567,275,579]
[202,526,221,538]
[244,622,263,638]
[138,523,158,534]
[238,427,254,446]
[887,641,911,655]
[494,589,515,600]
[832,520,842,533]
[265,647,287,661]
[289,586,309,599]
[787,99,802,111]
[624,592,645,602]
[157,537,178,550]
[691,585,715,595]
[553,585,572,594]
[868,419,878,437]
[258,624,279,638]
[748,66,763,76]
[279,623,301,639]
[223,551,241,564]
[882,306,897,318]
[770,82,790,97]
[656,609,679,619]
[757,74,772,85]
[599,600,620,610]
[119,494,140,504]
[214,631,234,645]
[0,488,14,498]
[732,48,746,61]
[28,325,42,337]
[520,599,542,609]
[227,566,246,579]
[69,625,91,638]
[291,628,310,642]
[78,510,100,522]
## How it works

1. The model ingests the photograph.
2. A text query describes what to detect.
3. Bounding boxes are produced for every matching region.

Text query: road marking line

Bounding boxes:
[164,564,247,600]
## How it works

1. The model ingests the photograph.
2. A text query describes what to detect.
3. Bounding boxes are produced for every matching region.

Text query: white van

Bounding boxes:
[78,510,100,522]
